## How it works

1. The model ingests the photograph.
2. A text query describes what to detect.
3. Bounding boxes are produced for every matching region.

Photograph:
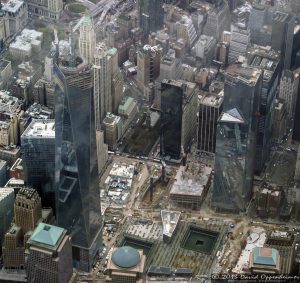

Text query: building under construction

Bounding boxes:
[170,163,212,210]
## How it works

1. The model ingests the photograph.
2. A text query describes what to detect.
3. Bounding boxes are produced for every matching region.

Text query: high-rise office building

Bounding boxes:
[176,15,197,48]
[271,11,295,70]
[54,47,102,271]
[137,45,162,90]
[197,82,224,153]
[0,188,14,245]
[247,46,281,173]
[203,0,231,41]
[228,24,251,64]
[27,0,63,21]
[21,120,55,211]
[79,14,96,65]
[138,0,164,37]
[249,3,265,32]
[2,187,54,269]
[194,35,217,66]
[93,42,112,128]
[279,70,299,123]
[14,187,42,234]
[107,47,124,114]
[160,80,198,161]
[273,98,288,144]
[26,223,73,283]
[212,66,262,213]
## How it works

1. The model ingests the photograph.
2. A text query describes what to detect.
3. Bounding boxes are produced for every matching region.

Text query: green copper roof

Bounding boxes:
[82,14,92,26]
[112,246,140,268]
[253,247,278,266]
[119,97,134,111]
[30,223,65,247]
[107,48,117,55]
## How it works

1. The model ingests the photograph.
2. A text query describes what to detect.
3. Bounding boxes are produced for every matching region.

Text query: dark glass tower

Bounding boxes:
[138,0,164,37]
[160,80,183,160]
[160,80,198,161]
[21,120,55,211]
[247,46,281,173]
[271,11,295,70]
[212,66,262,213]
[54,52,102,272]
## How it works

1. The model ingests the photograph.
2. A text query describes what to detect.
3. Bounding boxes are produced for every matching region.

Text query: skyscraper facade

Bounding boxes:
[228,24,251,64]
[271,11,295,70]
[107,47,124,114]
[203,0,231,41]
[197,85,224,153]
[54,49,102,271]
[160,80,198,160]
[279,70,299,123]
[93,42,112,129]
[212,66,262,213]
[2,187,54,270]
[79,14,96,65]
[21,120,55,211]
[138,0,164,37]
[137,45,162,89]
[247,46,281,173]
[26,223,73,283]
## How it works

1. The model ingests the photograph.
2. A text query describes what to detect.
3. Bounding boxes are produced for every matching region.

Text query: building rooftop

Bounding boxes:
[109,163,135,179]
[0,187,14,202]
[22,120,55,138]
[25,103,53,120]
[118,97,134,112]
[17,62,41,81]
[107,47,117,56]
[170,165,212,196]
[199,90,224,108]
[103,113,121,126]
[252,247,278,266]
[0,91,23,116]
[17,187,38,200]
[10,29,42,52]
[5,178,24,187]
[220,108,245,124]
[2,0,24,13]
[82,14,92,26]
[28,223,65,250]
[0,159,6,170]
[111,246,140,268]
[0,59,10,71]
[161,210,181,239]
[226,65,262,85]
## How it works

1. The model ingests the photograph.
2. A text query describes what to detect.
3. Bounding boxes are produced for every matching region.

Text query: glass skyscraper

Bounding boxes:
[212,66,262,213]
[21,119,55,211]
[160,80,183,160]
[160,80,198,161]
[54,52,102,271]
[138,0,164,37]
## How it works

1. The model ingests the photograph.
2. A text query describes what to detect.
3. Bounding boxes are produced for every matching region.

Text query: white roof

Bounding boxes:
[161,210,181,238]
[220,108,244,123]
[10,29,42,52]
[2,0,24,13]
[22,120,55,138]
